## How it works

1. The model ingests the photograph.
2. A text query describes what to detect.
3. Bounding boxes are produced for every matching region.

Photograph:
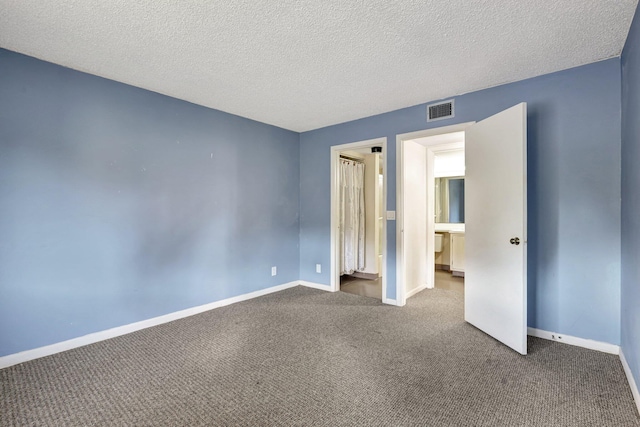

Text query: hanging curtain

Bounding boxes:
[339,158,365,275]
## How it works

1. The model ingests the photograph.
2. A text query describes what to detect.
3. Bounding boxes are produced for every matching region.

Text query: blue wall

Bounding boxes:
[448,179,465,223]
[0,49,300,356]
[300,59,622,345]
[0,45,628,357]
[621,1,640,395]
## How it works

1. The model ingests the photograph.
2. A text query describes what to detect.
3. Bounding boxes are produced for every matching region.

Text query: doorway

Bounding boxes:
[330,138,388,303]
[397,103,528,355]
[396,123,473,306]
[432,145,466,293]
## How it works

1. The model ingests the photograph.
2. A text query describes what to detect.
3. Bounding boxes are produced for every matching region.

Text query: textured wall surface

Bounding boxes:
[300,59,622,344]
[621,1,640,395]
[0,49,300,356]
[0,44,628,358]
[0,1,636,131]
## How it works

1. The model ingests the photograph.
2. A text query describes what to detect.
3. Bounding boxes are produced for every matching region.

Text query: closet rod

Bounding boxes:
[339,154,364,163]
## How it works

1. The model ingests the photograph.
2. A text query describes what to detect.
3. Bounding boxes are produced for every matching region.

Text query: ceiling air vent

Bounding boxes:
[427,100,454,122]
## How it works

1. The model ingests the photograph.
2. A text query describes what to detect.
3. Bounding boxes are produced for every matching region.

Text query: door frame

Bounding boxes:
[330,137,389,303]
[396,122,474,306]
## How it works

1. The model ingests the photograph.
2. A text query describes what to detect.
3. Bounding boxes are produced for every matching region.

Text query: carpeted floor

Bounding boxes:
[1,286,639,426]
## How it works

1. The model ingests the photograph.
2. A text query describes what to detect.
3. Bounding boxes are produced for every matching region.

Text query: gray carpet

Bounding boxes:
[1,286,639,426]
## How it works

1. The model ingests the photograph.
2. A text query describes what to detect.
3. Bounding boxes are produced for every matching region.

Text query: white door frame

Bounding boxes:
[330,137,389,303]
[396,123,474,306]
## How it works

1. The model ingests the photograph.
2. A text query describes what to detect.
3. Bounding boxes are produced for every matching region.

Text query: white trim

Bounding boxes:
[527,327,620,355]
[396,122,474,306]
[398,122,474,144]
[0,281,299,369]
[395,138,406,306]
[382,297,398,306]
[620,349,640,415]
[299,280,334,292]
[405,283,429,299]
[330,137,388,300]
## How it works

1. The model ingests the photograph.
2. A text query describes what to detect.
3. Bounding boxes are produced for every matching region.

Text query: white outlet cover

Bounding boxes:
[386,211,396,220]
[271,266,277,276]
[316,264,321,273]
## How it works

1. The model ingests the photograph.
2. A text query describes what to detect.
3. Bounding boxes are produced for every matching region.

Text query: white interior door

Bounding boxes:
[464,103,527,355]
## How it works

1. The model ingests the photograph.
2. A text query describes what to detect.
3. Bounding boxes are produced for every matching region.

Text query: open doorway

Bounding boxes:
[397,104,528,355]
[403,135,468,296]
[330,138,388,302]
[433,147,466,293]
[396,123,472,306]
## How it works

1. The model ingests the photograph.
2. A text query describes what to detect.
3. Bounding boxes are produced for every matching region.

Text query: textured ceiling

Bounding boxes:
[0,1,637,132]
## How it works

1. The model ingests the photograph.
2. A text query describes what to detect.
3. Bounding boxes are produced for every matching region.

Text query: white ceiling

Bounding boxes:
[1,1,637,132]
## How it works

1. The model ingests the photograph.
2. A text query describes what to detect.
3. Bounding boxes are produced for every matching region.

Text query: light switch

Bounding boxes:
[386,211,396,220]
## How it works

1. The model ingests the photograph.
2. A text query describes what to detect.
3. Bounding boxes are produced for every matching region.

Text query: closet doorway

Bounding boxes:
[330,138,388,303]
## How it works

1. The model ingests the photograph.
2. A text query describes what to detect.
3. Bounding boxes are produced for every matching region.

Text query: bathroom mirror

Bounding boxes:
[435,176,465,224]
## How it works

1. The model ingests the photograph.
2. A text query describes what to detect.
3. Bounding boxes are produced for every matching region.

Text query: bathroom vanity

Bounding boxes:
[435,223,465,276]
[450,232,465,276]
[434,171,465,276]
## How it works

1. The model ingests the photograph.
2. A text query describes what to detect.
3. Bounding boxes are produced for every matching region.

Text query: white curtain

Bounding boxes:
[339,159,365,275]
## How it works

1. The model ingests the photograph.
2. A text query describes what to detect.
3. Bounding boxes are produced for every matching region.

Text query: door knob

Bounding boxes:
[510,237,520,245]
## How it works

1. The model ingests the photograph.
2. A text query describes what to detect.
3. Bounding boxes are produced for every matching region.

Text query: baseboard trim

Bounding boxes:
[527,327,620,355]
[299,280,334,292]
[406,283,429,299]
[0,281,300,369]
[620,349,640,415]
[382,297,398,306]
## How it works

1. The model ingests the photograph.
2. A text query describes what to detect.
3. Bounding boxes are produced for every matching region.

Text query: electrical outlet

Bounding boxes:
[271,266,277,276]
[316,264,321,273]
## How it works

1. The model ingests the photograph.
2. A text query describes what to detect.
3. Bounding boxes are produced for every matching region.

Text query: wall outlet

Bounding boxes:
[316,264,322,273]
[271,266,277,276]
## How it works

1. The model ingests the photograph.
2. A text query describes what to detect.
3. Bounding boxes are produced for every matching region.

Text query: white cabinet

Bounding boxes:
[450,233,465,275]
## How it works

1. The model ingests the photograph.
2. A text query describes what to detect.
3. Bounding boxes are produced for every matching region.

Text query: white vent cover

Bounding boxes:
[427,100,455,122]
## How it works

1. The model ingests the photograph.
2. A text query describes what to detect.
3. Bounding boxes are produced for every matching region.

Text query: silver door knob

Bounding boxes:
[510,237,520,245]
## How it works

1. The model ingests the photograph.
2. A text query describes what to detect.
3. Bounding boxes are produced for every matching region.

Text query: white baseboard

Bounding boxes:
[0,281,300,369]
[299,280,334,292]
[527,327,620,355]
[405,283,429,299]
[382,297,398,306]
[620,349,640,415]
